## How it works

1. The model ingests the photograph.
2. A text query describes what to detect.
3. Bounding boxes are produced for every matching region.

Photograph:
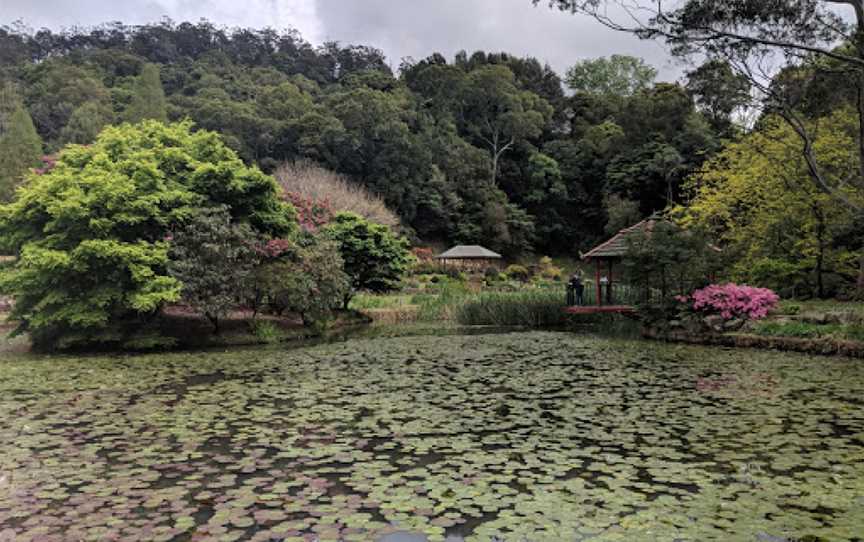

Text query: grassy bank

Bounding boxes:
[350,281,619,328]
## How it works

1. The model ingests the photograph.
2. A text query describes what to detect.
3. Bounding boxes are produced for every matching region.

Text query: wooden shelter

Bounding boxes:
[435,245,503,270]
[574,217,660,312]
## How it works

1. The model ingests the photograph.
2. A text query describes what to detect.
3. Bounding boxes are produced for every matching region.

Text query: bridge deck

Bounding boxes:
[564,305,637,315]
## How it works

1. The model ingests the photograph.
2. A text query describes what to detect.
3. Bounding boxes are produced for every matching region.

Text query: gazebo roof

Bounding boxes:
[435,245,502,260]
[581,217,659,260]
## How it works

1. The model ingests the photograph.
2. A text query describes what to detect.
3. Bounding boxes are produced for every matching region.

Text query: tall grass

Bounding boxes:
[412,280,471,321]
[455,290,568,327]
[349,294,413,310]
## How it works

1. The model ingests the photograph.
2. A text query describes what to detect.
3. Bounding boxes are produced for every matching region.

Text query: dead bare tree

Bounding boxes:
[276,161,403,231]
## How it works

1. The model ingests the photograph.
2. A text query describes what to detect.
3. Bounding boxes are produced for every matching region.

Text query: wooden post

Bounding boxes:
[595,259,602,307]
[607,259,614,305]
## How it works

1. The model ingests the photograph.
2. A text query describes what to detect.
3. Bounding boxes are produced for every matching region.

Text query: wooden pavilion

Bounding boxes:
[564,218,660,315]
[435,245,503,271]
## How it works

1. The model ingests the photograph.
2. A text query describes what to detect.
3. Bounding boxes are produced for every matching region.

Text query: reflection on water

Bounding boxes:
[0,331,862,541]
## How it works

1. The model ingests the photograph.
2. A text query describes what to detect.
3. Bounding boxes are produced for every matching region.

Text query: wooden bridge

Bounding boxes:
[564,281,640,316]
[564,304,637,315]
[563,218,659,317]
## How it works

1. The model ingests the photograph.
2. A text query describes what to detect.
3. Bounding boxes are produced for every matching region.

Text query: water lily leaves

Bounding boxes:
[1,332,863,541]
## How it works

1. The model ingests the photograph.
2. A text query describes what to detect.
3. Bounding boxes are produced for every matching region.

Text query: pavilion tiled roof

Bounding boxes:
[435,245,502,260]
[581,218,658,260]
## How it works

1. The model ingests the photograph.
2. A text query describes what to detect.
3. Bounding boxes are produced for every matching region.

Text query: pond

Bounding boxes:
[1,331,863,541]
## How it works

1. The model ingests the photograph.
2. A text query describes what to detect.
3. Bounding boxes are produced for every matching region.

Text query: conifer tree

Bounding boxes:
[0,101,42,201]
[125,63,168,123]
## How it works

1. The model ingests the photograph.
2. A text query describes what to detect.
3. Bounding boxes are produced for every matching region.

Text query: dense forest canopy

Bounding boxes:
[0,20,724,257]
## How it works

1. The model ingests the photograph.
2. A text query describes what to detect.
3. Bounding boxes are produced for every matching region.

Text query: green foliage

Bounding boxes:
[455,289,568,327]
[484,266,501,281]
[505,264,531,282]
[683,111,861,298]
[249,319,284,344]
[0,121,295,350]
[1,23,724,257]
[125,63,168,123]
[685,59,750,135]
[168,206,259,333]
[254,235,350,327]
[323,212,412,299]
[754,321,836,339]
[459,64,552,185]
[565,55,657,97]
[412,279,470,321]
[537,256,564,281]
[603,194,641,236]
[623,220,722,301]
[0,99,42,201]
[59,101,114,145]
[779,301,802,316]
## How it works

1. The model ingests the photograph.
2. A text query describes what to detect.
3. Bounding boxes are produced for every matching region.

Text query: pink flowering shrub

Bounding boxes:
[679,283,779,321]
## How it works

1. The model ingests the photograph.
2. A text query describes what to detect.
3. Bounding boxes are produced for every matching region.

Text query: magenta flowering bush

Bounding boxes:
[679,283,779,321]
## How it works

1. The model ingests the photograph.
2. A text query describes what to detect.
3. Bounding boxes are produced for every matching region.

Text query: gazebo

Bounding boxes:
[435,245,503,270]
[565,218,661,314]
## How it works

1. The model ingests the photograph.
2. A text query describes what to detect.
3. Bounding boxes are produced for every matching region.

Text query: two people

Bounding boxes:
[567,272,585,306]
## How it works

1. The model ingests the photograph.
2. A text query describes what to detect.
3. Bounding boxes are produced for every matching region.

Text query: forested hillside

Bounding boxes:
[0,21,728,256]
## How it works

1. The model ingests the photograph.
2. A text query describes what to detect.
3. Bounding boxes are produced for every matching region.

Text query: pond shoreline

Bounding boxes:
[642,326,864,358]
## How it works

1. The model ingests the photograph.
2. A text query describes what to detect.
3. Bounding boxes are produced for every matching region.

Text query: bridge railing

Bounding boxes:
[566,282,662,307]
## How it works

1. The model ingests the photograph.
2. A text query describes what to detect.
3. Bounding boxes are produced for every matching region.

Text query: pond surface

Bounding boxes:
[1,331,863,541]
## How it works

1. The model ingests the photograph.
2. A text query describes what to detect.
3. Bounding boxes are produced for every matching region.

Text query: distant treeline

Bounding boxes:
[0,21,732,255]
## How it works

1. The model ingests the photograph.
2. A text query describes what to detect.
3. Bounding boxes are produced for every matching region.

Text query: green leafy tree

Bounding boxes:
[168,206,260,333]
[623,220,722,302]
[59,101,114,145]
[683,111,862,298]
[565,55,657,97]
[323,212,412,305]
[459,65,552,185]
[257,235,350,327]
[0,120,295,350]
[538,0,864,210]
[685,60,751,136]
[125,63,168,123]
[23,61,112,147]
[603,194,642,236]
[0,101,42,201]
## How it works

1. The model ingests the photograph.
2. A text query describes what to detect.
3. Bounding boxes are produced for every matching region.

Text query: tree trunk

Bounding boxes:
[491,148,500,186]
[209,315,220,335]
[815,208,827,299]
[858,253,864,299]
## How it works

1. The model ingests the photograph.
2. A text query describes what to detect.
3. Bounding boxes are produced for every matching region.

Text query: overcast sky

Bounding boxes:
[1,0,688,81]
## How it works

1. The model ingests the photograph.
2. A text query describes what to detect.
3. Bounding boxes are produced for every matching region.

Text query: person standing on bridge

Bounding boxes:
[568,273,584,306]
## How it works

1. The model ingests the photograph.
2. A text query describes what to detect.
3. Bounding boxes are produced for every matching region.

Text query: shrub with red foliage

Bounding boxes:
[255,238,293,259]
[283,191,334,232]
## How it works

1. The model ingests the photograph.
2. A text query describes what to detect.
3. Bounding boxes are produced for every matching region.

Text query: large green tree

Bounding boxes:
[683,110,862,298]
[0,121,295,350]
[167,206,260,333]
[565,55,656,97]
[458,65,552,185]
[323,212,412,306]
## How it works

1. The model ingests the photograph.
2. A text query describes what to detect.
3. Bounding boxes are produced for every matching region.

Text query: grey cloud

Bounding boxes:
[1,0,323,40]
[312,0,687,81]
